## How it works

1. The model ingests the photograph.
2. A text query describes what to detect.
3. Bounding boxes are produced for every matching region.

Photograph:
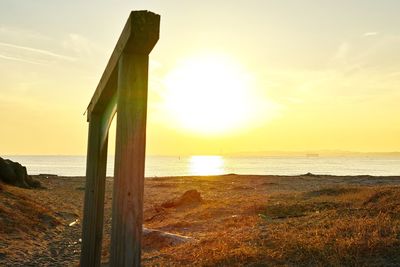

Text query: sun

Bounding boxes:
[162,54,255,135]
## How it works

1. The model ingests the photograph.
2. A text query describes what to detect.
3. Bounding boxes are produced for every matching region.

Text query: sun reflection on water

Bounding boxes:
[189,155,225,176]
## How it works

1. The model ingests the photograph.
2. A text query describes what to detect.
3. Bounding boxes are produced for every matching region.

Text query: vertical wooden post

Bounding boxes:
[80,114,109,267]
[110,52,149,266]
[81,11,159,267]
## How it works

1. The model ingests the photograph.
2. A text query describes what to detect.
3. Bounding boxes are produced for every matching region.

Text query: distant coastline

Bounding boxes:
[3,154,400,177]
[222,150,400,158]
[4,150,400,158]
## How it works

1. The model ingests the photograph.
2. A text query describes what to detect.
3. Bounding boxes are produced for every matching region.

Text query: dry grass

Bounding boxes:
[142,216,265,266]
[259,186,400,266]
[0,183,63,264]
[141,185,400,266]
[0,184,61,235]
[1,175,400,266]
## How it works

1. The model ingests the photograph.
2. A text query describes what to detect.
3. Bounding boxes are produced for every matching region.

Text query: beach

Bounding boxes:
[2,1,400,266]
[1,174,400,266]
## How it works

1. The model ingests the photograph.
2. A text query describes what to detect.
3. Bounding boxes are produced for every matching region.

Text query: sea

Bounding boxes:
[4,155,400,177]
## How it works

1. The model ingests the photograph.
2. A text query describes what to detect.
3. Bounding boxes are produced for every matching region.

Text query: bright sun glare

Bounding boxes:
[189,155,225,175]
[163,54,257,135]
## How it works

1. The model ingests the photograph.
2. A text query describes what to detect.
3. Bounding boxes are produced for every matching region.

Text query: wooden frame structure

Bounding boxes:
[80,11,160,267]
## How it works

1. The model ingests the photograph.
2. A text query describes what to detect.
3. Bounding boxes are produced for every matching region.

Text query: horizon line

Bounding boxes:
[3,150,400,157]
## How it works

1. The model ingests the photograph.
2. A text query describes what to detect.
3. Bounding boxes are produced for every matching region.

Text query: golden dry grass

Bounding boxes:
[1,174,400,266]
[0,184,61,235]
[138,185,400,266]
[259,186,400,266]
[0,183,63,264]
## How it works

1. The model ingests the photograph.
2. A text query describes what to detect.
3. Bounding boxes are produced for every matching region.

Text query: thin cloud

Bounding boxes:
[0,41,76,61]
[0,54,44,65]
[0,25,53,41]
[333,42,350,60]
[363,32,378,37]
[62,34,93,56]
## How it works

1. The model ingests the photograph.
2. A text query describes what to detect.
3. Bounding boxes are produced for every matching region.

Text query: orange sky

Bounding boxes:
[1,1,400,155]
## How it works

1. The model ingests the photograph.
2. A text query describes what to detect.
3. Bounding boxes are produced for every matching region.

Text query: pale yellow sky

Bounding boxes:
[1,1,400,155]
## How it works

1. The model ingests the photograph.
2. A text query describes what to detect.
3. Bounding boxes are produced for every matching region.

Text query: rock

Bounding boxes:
[38,213,59,227]
[303,172,317,177]
[161,189,202,208]
[142,228,192,251]
[0,157,41,188]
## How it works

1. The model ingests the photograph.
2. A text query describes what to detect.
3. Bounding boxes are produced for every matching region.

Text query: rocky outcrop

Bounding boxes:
[0,157,41,188]
[161,189,202,208]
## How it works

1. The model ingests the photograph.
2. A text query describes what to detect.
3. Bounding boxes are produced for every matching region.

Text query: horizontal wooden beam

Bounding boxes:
[86,10,160,122]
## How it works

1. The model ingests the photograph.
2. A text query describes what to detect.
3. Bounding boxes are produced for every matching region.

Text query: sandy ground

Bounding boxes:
[1,173,400,266]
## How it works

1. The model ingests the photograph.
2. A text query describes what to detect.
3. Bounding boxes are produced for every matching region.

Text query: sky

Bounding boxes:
[1,0,400,156]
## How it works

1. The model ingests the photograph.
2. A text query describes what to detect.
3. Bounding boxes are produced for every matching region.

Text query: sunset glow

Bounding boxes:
[162,54,255,135]
[189,155,224,175]
[1,1,400,155]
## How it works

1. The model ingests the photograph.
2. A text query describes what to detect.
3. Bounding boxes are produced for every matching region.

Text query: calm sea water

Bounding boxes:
[4,155,400,177]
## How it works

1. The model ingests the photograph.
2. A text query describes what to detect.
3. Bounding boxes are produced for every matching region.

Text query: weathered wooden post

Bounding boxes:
[80,11,160,267]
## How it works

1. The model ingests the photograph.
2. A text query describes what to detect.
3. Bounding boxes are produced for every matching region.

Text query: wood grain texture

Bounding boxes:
[109,52,149,266]
[81,10,159,267]
[86,11,160,121]
[80,114,108,267]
